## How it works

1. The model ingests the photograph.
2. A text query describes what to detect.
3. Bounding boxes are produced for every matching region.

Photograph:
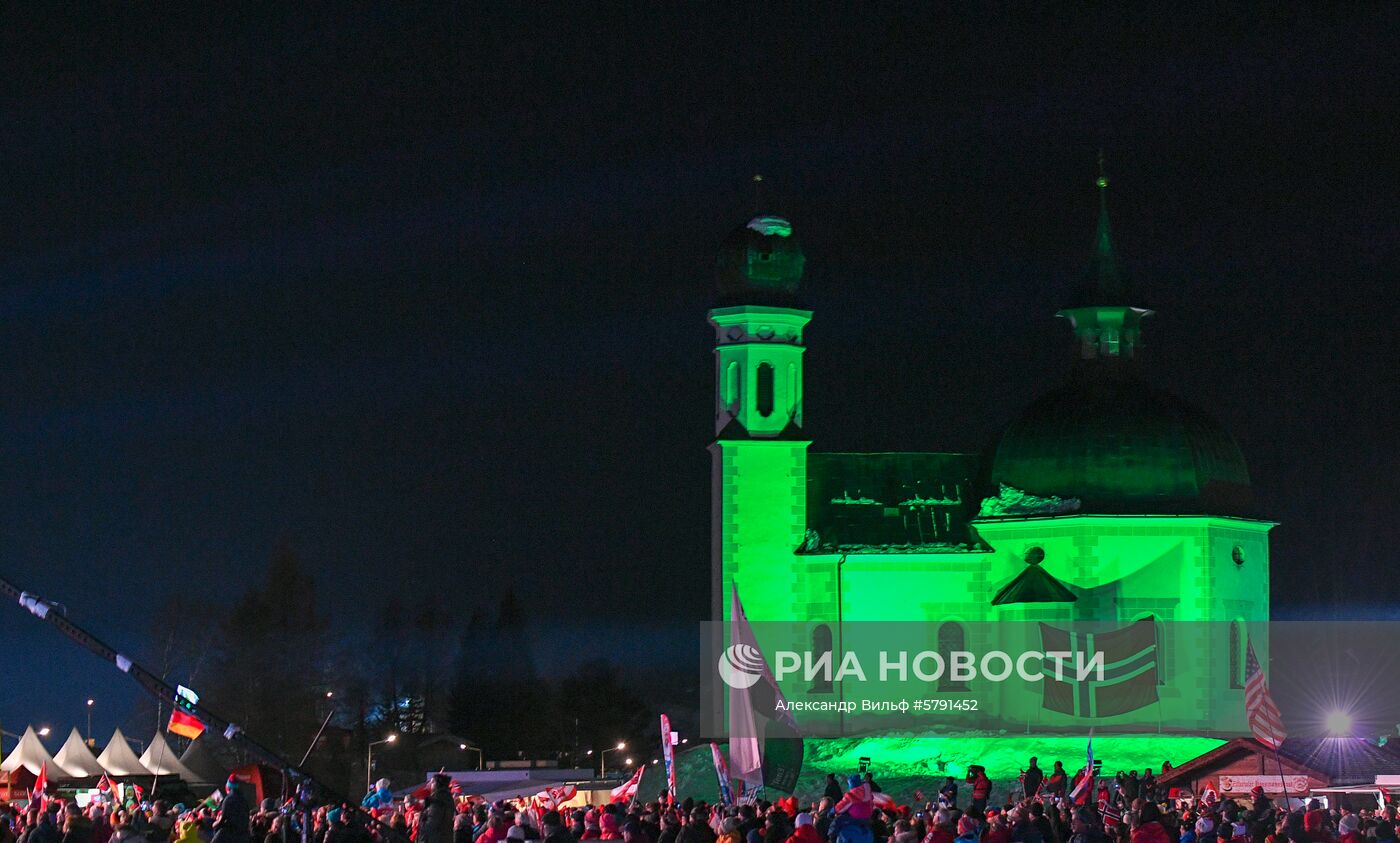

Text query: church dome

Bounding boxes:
[984,377,1254,517]
[716,215,805,304]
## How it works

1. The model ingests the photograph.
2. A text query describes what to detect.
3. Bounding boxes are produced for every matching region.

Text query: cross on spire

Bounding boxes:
[1090,151,1126,302]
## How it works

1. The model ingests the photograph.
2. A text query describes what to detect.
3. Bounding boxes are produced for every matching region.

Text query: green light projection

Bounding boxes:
[645,734,1224,803]
[707,192,1272,762]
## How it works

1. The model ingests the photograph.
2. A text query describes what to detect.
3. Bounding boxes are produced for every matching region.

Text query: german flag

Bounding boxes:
[168,685,206,740]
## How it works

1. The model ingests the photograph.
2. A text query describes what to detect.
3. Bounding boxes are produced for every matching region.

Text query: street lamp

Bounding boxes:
[367,734,397,791]
[86,699,94,743]
[460,743,484,771]
[38,727,50,737]
[593,741,626,778]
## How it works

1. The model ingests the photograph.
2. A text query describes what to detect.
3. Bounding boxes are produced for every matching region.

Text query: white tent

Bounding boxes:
[53,728,106,777]
[0,726,56,776]
[96,728,151,777]
[140,732,198,782]
[178,736,227,787]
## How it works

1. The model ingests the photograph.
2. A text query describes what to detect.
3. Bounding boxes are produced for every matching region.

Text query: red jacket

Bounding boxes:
[1131,822,1171,843]
[785,827,822,843]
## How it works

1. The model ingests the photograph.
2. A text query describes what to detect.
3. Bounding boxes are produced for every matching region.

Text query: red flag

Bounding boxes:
[533,785,576,810]
[1245,640,1286,750]
[609,766,644,804]
[30,762,47,809]
[98,773,113,793]
[1068,734,1094,806]
[168,685,207,740]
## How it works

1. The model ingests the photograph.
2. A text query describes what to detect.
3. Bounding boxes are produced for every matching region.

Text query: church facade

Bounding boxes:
[709,180,1271,736]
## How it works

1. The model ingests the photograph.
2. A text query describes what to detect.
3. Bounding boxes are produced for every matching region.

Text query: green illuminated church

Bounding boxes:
[710,175,1271,736]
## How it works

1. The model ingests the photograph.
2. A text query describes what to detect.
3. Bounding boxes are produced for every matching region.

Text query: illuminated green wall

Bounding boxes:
[707,302,1273,738]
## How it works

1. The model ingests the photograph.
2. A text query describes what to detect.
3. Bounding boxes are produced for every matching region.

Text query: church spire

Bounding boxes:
[1057,153,1153,365]
[1089,151,1129,303]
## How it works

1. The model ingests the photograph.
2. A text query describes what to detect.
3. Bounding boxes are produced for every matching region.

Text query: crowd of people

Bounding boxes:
[2,762,1398,843]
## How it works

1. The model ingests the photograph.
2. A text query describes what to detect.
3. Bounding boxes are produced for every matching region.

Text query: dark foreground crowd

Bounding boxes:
[3,765,1398,843]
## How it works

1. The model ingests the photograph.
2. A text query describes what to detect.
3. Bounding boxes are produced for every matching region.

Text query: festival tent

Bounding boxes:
[140,732,199,783]
[53,728,106,777]
[1,726,57,777]
[178,736,227,789]
[96,728,152,777]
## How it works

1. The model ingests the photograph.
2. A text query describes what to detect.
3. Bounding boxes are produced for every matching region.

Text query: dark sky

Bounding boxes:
[1,6,1397,740]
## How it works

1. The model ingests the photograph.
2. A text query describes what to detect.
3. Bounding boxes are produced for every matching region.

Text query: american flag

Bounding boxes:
[1245,640,1286,750]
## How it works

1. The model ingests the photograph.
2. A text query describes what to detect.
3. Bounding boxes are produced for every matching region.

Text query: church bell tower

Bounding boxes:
[709,214,812,622]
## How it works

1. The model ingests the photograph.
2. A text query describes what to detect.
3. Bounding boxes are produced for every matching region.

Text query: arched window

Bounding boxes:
[810,624,833,693]
[938,622,969,692]
[1156,618,1168,686]
[787,364,798,417]
[756,362,775,417]
[1229,620,1244,689]
[724,362,740,410]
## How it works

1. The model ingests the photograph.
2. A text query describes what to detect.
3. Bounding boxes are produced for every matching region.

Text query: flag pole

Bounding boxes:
[1272,746,1289,809]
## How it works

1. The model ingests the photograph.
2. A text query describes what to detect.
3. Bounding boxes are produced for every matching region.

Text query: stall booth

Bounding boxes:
[1157,737,1400,810]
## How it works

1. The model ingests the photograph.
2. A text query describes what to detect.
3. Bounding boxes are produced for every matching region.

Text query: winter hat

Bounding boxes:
[957,817,979,835]
[507,828,526,841]
[848,776,862,789]
[1339,816,1360,836]
[1195,818,1214,835]
[934,810,952,827]
[327,809,343,825]
[795,814,814,828]
[721,818,741,834]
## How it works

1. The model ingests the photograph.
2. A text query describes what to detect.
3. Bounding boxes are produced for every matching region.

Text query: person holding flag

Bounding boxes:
[1068,735,1095,807]
[832,775,895,843]
[29,761,49,812]
[211,775,251,843]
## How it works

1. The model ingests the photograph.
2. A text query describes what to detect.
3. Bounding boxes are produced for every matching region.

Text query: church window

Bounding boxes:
[725,361,740,410]
[1156,617,1167,685]
[787,364,797,417]
[938,622,969,692]
[810,624,833,693]
[1229,620,1244,689]
[756,363,775,416]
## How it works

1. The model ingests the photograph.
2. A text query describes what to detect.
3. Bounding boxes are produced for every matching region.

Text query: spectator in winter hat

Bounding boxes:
[600,816,621,842]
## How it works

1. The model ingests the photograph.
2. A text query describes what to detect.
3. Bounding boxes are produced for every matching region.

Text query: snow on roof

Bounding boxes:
[96,728,152,777]
[0,726,57,776]
[54,728,106,777]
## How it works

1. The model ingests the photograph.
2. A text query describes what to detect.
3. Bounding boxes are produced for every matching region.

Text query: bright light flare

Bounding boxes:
[1325,709,1354,736]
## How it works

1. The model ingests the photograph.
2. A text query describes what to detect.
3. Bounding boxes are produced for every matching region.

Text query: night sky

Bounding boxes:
[1,7,1397,741]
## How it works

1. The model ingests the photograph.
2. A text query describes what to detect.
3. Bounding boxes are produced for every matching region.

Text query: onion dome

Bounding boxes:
[983,157,1253,518]
[986,378,1254,517]
[716,215,805,305]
